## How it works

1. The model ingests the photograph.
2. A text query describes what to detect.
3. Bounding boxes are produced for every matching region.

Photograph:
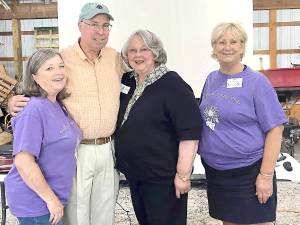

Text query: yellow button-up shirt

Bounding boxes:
[61,42,123,139]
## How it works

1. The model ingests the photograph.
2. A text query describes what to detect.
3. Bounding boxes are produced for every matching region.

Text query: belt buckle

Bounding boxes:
[94,138,98,145]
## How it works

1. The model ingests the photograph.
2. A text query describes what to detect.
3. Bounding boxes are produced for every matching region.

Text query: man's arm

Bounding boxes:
[7,95,30,116]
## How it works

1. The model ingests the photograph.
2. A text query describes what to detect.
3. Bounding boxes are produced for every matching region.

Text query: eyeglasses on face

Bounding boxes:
[82,20,112,32]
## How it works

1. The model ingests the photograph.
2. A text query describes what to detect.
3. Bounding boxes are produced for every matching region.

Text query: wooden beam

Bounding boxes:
[0,57,27,61]
[277,49,300,54]
[253,23,269,28]
[0,30,58,36]
[0,3,57,19]
[254,50,269,55]
[254,0,300,10]
[0,31,33,36]
[277,21,300,27]
[254,21,300,28]
[12,18,22,80]
[254,49,300,55]
[269,9,277,69]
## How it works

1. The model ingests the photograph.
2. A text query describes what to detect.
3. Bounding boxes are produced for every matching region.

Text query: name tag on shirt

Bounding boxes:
[121,84,130,94]
[227,78,243,88]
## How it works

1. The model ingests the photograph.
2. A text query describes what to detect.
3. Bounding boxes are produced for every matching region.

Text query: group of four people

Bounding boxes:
[5,2,287,225]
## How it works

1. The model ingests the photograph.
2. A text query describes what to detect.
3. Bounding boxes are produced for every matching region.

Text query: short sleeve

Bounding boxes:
[116,51,130,79]
[254,76,287,132]
[12,113,43,158]
[165,74,202,140]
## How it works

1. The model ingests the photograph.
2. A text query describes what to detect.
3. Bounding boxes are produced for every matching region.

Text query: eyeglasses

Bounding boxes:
[128,47,151,55]
[82,20,112,32]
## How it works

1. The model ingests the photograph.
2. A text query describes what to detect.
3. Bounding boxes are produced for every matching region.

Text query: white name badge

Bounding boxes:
[227,78,243,88]
[121,84,130,94]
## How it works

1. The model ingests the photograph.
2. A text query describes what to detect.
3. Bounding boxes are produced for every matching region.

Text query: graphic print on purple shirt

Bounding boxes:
[198,66,287,170]
[203,105,220,130]
[4,97,81,217]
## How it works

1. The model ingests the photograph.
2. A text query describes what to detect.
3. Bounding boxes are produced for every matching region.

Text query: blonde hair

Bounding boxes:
[211,22,247,59]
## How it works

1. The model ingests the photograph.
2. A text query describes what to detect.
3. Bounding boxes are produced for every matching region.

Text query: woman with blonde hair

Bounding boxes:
[198,23,287,225]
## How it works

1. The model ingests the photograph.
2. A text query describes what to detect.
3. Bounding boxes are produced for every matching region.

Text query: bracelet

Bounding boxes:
[259,171,273,177]
[176,173,190,182]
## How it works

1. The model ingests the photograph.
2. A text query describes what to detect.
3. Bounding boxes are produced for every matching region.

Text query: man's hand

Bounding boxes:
[8,95,30,116]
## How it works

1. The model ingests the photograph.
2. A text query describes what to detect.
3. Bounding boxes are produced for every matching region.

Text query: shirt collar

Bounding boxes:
[74,39,104,61]
[131,64,169,85]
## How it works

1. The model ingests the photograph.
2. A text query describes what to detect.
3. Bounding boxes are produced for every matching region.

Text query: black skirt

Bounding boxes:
[202,159,277,224]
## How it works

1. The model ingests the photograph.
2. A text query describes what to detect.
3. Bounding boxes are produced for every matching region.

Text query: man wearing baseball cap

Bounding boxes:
[61,2,123,225]
[8,2,124,225]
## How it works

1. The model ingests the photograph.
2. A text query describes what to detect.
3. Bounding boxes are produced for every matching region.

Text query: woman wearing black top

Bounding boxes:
[115,29,201,225]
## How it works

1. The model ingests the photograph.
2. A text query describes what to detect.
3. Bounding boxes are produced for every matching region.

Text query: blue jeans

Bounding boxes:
[17,214,63,225]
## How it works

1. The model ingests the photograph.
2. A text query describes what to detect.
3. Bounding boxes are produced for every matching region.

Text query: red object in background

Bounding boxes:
[0,158,12,173]
[261,68,300,88]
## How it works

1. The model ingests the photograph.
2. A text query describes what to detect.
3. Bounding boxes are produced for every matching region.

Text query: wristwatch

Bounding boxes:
[176,172,190,182]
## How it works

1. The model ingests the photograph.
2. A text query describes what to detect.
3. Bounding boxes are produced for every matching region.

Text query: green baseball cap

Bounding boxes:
[78,2,114,22]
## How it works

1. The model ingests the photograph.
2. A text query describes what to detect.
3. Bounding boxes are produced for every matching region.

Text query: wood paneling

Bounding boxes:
[0,3,57,19]
[254,0,300,10]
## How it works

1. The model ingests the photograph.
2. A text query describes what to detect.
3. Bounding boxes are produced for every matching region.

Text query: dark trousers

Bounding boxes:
[128,179,188,225]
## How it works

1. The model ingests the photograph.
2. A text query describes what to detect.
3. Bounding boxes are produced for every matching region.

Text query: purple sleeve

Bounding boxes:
[253,76,287,133]
[12,114,43,159]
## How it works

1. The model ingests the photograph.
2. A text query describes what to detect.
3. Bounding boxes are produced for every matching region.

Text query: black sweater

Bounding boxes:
[115,71,201,182]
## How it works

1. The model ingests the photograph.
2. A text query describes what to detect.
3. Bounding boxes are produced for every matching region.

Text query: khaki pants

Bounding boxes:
[63,141,119,225]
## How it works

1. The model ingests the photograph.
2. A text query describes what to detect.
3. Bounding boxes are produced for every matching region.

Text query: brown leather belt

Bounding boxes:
[81,136,113,145]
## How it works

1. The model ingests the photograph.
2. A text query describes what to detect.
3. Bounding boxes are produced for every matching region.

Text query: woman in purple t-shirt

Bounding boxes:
[199,23,287,225]
[4,49,81,225]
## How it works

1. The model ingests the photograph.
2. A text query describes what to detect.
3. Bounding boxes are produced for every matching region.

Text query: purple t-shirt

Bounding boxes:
[198,66,287,170]
[4,97,81,217]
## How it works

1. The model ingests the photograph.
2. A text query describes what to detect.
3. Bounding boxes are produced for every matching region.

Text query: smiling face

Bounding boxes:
[213,31,244,67]
[127,35,155,78]
[78,14,110,55]
[33,54,66,102]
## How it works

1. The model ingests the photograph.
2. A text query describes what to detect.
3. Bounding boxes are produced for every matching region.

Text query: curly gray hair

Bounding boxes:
[121,29,167,68]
